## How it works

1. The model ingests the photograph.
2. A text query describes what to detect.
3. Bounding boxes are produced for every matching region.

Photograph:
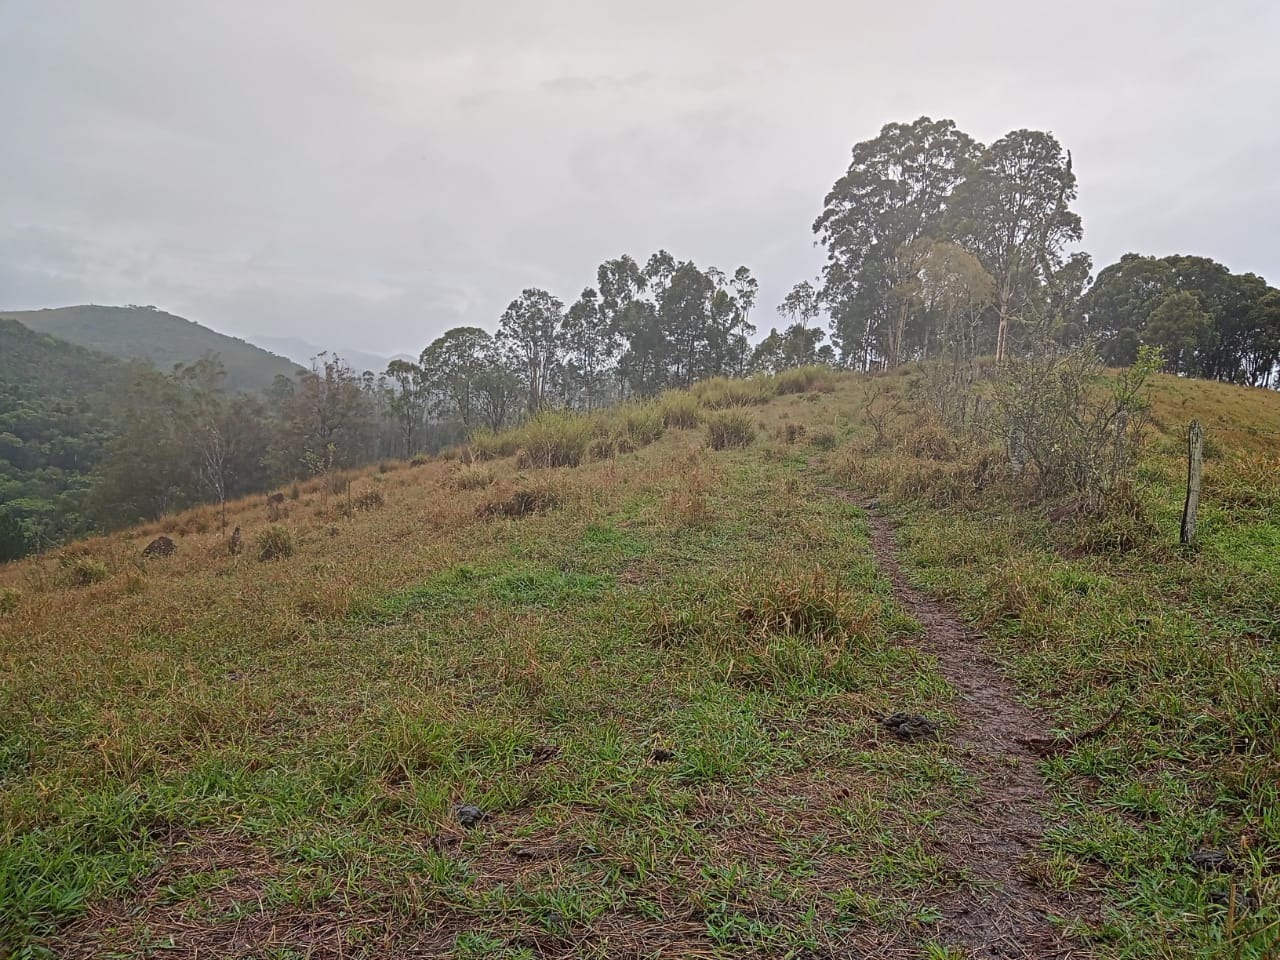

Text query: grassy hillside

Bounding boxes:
[1,368,1277,958]
[2,306,303,394]
[0,319,133,558]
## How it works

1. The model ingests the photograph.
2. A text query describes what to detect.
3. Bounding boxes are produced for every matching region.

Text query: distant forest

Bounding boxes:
[2,115,1278,560]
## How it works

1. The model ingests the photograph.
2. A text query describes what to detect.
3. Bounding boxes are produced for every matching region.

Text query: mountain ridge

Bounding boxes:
[0,304,304,394]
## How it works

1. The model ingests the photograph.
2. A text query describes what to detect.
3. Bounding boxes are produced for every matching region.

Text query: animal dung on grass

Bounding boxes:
[881,712,941,741]
[141,535,176,558]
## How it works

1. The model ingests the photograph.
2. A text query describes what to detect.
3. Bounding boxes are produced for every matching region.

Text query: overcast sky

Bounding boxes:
[3,1,1278,357]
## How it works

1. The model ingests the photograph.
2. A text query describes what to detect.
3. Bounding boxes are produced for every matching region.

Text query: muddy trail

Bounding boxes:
[852,496,1098,959]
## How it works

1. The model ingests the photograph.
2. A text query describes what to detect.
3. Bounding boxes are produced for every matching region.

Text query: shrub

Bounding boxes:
[0,587,20,614]
[706,410,756,450]
[256,525,294,561]
[409,454,430,468]
[774,366,835,395]
[657,390,701,429]
[452,464,496,491]
[992,343,1159,505]
[61,555,108,587]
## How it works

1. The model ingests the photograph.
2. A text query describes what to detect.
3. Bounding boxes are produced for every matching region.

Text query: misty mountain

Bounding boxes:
[247,335,413,376]
[0,305,304,394]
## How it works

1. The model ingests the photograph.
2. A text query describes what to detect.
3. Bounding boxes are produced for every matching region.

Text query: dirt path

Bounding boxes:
[853,498,1097,959]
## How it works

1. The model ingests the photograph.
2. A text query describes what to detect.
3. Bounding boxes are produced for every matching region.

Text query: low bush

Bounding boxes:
[256,525,294,561]
[409,454,430,468]
[706,410,756,450]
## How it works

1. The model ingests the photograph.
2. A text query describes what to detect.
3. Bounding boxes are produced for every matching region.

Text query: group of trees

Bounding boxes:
[88,354,405,530]
[812,116,1088,368]
[379,252,763,451]
[806,115,1280,386]
[1083,253,1280,385]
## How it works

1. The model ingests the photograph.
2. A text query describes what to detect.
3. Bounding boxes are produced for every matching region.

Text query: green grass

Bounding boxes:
[3,366,1278,957]
[820,369,1280,958]
[0,412,973,958]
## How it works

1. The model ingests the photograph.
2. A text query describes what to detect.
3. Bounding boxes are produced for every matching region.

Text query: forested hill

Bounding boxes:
[0,305,304,393]
[0,319,134,559]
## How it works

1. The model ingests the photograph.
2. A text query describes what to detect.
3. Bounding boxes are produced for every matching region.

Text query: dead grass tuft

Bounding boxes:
[477,481,563,519]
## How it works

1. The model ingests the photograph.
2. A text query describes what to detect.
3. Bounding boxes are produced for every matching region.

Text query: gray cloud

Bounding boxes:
[2,0,1277,356]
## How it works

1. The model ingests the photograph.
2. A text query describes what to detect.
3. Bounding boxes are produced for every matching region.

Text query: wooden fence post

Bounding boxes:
[1181,420,1204,547]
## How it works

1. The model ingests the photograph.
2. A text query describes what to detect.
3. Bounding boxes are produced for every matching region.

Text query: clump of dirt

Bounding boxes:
[456,804,486,828]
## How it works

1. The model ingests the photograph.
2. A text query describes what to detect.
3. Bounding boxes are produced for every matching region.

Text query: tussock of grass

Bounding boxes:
[692,375,776,409]
[657,390,701,428]
[451,464,496,491]
[476,480,563,518]
[59,555,107,587]
[513,411,600,468]
[254,524,293,561]
[706,410,756,450]
[774,365,836,396]
[609,403,664,449]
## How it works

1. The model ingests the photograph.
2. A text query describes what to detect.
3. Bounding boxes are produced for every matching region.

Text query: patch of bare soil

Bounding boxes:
[854,497,1099,959]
